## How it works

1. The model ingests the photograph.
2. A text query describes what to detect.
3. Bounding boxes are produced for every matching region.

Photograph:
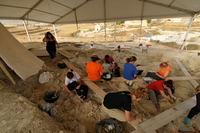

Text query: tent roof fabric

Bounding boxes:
[0,0,200,24]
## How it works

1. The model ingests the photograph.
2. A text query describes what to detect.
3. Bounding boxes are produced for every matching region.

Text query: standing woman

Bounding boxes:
[43,32,59,65]
[183,85,200,125]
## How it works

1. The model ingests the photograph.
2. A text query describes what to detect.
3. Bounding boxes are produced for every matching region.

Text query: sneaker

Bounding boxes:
[79,95,83,99]
[155,103,160,110]
[183,117,190,125]
[82,98,88,103]
[128,83,133,87]
[126,82,133,87]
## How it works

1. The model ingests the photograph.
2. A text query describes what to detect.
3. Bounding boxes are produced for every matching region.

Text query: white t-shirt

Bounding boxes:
[65,72,80,85]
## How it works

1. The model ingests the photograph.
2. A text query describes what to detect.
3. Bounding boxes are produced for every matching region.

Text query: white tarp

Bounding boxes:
[0,22,44,80]
[0,0,199,24]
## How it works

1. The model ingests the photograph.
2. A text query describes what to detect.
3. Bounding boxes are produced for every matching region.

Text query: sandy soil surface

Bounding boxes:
[0,42,200,133]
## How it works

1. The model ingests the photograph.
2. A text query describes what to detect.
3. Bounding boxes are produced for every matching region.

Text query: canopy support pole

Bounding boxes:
[74,10,80,42]
[181,15,195,50]
[104,0,107,44]
[114,22,116,43]
[139,20,143,44]
[53,24,58,42]
[139,1,144,44]
[23,20,31,42]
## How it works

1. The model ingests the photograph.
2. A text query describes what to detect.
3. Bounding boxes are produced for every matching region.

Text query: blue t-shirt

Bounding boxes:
[122,63,138,80]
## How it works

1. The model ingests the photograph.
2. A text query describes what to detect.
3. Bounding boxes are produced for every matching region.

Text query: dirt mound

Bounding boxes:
[0,81,64,133]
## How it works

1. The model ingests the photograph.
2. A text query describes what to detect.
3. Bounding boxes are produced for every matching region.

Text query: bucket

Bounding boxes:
[137,70,143,75]
[44,91,60,103]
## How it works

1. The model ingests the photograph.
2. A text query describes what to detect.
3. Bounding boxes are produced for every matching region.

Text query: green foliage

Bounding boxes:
[146,19,152,24]
[70,31,78,37]
[116,21,125,25]
[167,19,171,21]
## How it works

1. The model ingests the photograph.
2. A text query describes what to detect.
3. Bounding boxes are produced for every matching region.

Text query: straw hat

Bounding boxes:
[91,54,100,60]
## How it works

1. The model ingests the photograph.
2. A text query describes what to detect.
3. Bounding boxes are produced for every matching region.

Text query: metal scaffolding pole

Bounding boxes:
[139,1,144,44]
[74,10,80,42]
[114,22,116,43]
[181,15,195,50]
[23,20,31,42]
[53,24,58,42]
[104,0,106,44]
[139,20,143,44]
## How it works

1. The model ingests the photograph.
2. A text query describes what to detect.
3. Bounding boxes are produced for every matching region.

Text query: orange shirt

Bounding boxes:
[86,62,104,81]
[158,65,171,77]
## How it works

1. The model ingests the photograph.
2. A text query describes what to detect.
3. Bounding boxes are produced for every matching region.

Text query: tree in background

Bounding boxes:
[146,19,152,24]
[117,21,125,25]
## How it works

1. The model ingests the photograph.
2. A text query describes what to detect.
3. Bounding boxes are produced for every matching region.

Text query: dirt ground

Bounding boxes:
[1,41,200,133]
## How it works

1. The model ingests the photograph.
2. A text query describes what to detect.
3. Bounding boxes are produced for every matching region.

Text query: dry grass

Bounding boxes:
[127,25,140,28]
[188,37,196,42]
[187,44,199,50]
[148,29,160,35]
[150,39,199,50]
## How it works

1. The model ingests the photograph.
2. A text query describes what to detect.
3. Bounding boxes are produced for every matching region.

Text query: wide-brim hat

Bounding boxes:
[91,54,100,60]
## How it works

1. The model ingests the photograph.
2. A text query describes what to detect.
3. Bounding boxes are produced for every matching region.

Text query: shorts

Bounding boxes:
[47,50,56,59]
[102,104,126,122]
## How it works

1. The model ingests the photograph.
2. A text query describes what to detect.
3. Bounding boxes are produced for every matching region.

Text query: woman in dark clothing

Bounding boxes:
[43,32,59,65]
[111,62,120,77]
[103,87,147,122]
[183,85,200,125]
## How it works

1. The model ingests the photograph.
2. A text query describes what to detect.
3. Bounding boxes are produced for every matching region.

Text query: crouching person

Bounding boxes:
[146,80,174,110]
[65,71,88,102]
[102,87,147,122]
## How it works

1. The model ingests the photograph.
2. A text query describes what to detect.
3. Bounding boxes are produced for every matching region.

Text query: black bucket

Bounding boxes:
[137,70,143,75]
[44,91,60,103]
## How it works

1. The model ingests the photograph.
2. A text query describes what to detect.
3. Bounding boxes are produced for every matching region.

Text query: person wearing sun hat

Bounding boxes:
[86,54,104,81]
[145,61,171,80]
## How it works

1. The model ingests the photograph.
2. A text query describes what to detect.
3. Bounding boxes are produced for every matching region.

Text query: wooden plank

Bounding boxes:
[166,76,200,81]
[131,96,196,133]
[175,58,199,88]
[58,50,76,59]
[82,76,200,82]
[30,50,49,56]
[0,23,44,80]
[83,80,106,98]
[0,60,16,85]
[82,77,144,82]
[62,59,106,99]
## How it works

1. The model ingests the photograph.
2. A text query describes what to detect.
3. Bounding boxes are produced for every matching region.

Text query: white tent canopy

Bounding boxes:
[0,0,200,24]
